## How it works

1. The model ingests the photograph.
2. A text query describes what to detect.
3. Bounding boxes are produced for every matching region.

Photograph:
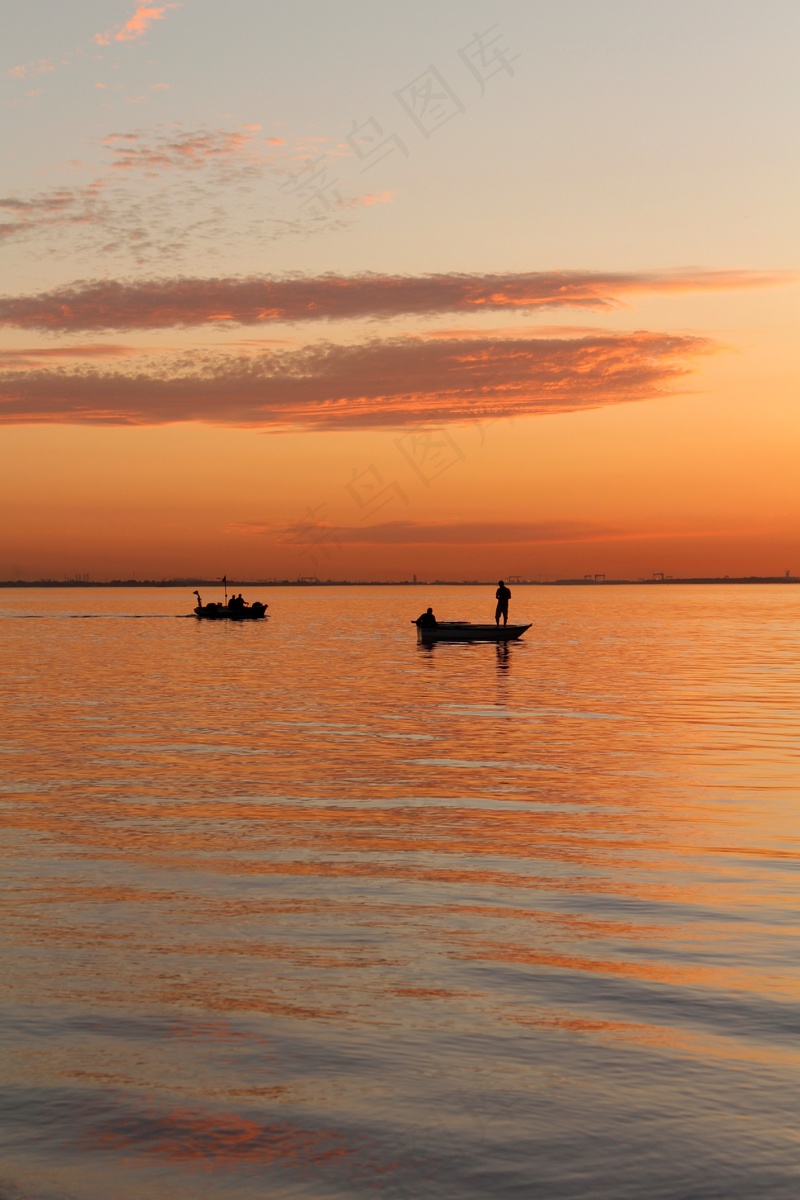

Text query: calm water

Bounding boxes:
[1,584,799,1200]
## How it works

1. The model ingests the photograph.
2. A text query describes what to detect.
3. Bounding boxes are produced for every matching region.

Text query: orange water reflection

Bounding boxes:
[2,585,800,1198]
[84,1105,368,1171]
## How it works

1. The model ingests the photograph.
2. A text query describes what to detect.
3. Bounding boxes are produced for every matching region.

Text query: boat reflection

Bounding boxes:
[416,637,516,675]
[496,641,511,671]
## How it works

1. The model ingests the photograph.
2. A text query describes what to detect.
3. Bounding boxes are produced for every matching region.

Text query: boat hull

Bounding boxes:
[194,606,267,621]
[416,622,531,643]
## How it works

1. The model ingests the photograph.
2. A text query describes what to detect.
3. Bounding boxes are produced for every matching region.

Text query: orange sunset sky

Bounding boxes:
[1,1,798,580]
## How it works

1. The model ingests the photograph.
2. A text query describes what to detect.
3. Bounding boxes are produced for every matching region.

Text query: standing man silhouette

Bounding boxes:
[495,579,511,626]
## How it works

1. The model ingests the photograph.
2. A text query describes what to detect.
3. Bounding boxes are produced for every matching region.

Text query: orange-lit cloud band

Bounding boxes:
[0,270,785,331]
[0,332,710,428]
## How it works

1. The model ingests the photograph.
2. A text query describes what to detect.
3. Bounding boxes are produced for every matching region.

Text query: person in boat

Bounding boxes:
[495,580,511,626]
[228,593,245,612]
[415,607,437,628]
[194,590,219,615]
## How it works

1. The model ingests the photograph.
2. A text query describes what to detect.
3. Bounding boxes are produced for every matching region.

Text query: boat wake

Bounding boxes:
[0,614,189,620]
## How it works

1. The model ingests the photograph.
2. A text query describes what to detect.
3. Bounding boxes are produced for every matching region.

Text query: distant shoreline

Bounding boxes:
[1,577,798,588]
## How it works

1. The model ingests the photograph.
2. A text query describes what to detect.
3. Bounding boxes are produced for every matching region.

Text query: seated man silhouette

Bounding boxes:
[415,607,438,628]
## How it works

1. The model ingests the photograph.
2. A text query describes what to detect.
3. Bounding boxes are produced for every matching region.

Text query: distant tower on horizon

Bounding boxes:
[413,573,417,584]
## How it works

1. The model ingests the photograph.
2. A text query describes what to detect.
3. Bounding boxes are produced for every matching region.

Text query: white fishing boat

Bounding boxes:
[413,621,531,643]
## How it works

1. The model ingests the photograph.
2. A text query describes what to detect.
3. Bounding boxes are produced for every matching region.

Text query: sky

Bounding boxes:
[1,0,798,581]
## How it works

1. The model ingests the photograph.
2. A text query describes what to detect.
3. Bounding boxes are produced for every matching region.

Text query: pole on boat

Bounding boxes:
[223,575,227,606]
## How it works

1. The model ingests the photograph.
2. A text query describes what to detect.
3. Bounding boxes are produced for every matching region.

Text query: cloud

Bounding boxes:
[0,344,142,368]
[0,186,107,219]
[0,185,109,249]
[0,126,353,267]
[102,127,261,173]
[234,518,722,546]
[418,322,616,339]
[240,518,614,545]
[95,5,178,47]
[0,269,784,333]
[0,331,710,428]
[360,191,393,206]
[6,59,55,80]
[7,7,179,94]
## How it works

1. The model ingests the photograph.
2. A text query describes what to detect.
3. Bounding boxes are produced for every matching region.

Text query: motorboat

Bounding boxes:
[413,621,530,643]
[193,590,268,620]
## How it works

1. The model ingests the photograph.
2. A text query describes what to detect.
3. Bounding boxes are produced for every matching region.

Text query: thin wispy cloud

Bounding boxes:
[0,184,105,244]
[94,5,180,47]
[103,127,263,174]
[0,125,359,266]
[7,5,181,92]
[5,59,56,81]
[240,519,612,545]
[233,518,724,546]
[0,344,142,368]
[359,191,393,207]
[0,270,782,332]
[0,331,711,428]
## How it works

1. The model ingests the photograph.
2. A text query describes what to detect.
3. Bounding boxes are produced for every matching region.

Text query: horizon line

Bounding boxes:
[1,575,798,589]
